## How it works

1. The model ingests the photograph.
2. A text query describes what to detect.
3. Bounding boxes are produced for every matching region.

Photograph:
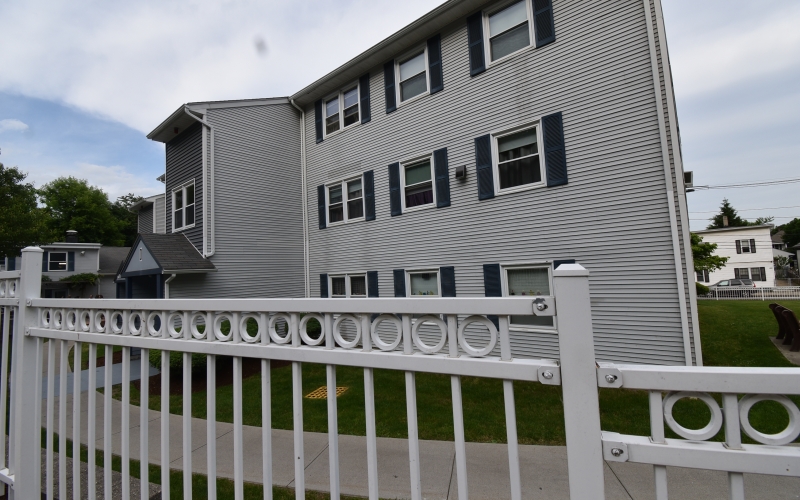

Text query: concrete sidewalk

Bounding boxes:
[43,393,800,499]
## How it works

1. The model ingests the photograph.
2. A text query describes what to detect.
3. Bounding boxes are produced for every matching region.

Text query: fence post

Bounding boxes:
[553,263,605,500]
[11,247,43,497]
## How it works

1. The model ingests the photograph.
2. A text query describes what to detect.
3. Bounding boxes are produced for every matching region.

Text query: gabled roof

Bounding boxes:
[99,246,130,274]
[120,233,216,277]
[129,193,165,213]
[693,224,774,235]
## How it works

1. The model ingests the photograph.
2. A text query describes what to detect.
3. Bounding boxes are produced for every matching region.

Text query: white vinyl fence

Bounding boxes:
[700,286,800,301]
[1,246,799,500]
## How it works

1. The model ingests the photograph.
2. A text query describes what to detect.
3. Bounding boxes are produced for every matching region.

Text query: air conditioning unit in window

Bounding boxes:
[684,171,694,192]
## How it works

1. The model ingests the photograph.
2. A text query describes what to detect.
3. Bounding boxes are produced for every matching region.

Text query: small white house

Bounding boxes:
[693,224,775,287]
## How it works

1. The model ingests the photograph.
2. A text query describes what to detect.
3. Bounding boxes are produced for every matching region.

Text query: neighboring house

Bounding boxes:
[693,225,775,287]
[129,192,167,234]
[772,230,787,251]
[140,0,698,366]
[36,231,129,298]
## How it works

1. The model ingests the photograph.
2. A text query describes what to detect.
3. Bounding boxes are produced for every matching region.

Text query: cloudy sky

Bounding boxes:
[1,0,798,230]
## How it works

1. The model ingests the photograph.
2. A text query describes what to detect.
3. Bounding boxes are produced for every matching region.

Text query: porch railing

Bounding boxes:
[2,247,799,499]
[700,286,800,301]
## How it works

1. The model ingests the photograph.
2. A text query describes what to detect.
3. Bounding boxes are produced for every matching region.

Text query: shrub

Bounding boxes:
[696,282,710,296]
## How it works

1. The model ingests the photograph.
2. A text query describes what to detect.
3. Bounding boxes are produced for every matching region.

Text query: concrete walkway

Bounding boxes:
[42,393,800,499]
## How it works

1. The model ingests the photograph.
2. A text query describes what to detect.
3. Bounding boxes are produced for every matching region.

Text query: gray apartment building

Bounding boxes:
[133,0,699,366]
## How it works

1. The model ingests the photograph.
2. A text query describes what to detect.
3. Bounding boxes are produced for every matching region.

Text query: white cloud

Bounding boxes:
[0,0,443,133]
[37,162,164,202]
[0,119,29,133]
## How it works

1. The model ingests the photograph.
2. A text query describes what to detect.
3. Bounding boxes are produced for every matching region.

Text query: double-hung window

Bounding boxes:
[49,252,68,272]
[324,85,360,137]
[696,270,710,283]
[504,265,554,328]
[486,0,533,62]
[407,270,440,297]
[397,50,428,103]
[330,274,367,298]
[493,124,544,193]
[750,268,764,281]
[738,239,752,253]
[173,180,195,231]
[327,176,364,224]
[402,158,434,210]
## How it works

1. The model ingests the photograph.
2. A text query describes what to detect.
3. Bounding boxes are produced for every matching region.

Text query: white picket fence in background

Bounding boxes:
[0,246,799,499]
[700,286,800,301]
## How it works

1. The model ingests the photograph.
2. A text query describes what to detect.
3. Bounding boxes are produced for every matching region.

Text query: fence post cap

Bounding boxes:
[553,263,589,277]
[21,246,44,254]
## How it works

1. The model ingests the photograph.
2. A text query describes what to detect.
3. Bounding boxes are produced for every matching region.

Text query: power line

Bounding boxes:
[690,205,800,213]
[691,177,800,190]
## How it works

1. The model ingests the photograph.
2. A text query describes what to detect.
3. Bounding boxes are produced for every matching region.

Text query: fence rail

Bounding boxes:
[699,286,800,301]
[2,248,800,500]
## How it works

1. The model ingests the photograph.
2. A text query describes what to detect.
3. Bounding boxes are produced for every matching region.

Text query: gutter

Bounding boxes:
[183,108,216,258]
[290,99,311,298]
[164,274,177,299]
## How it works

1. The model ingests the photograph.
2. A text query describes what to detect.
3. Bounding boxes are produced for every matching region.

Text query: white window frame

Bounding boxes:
[406,269,441,297]
[501,262,556,332]
[400,153,436,214]
[696,270,710,283]
[172,179,196,232]
[738,239,752,253]
[395,45,430,107]
[491,122,546,196]
[750,267,764,282]
[483,0,537,67]
[734,268,750,280]
[329,273,368,298]
[322,81,361,139]
[48,252,68,272]
[326,174,365,226]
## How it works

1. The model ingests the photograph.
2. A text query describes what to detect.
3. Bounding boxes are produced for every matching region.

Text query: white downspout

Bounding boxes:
[183,107,216,258]
[290,99,310,298]
[164,274,177,299]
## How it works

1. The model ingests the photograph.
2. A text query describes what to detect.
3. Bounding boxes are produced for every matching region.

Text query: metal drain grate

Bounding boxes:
[305,386,348,399]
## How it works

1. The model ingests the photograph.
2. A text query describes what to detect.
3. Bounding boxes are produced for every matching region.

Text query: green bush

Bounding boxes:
[149,349,208,371]
[696,282,710,296]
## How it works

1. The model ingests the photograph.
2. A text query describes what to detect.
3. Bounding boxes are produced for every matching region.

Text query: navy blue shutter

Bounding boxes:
[433,148,451,208]
[393,269,406,297]
[440,266,456,297]
[474,135,494,200]
[320,274,329,298]
[314,99,323,143]
[359,73,371,124]
[384,61,397,114]
[736,241,742,254]
[759,267,766,281]
[533,0,556,47]
[483,264,502,328]
[367,271,379,297]
[389,162,402,216]
[553,259,575,269]
[364,170,376,221]
[67,252,75,272]
[542,112,568,187]
[427,34,444,94]
[42,252,48,272]
[750,239,756,253]
[734,269,741,279]
[466,12,486,76]
[317,185,327,229]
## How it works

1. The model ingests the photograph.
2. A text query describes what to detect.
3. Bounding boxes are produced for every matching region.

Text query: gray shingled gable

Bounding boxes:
[121,233,215,275]
[98,246,131,274]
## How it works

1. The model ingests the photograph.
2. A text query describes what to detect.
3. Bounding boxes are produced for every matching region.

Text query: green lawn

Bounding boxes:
[93,300,799,446]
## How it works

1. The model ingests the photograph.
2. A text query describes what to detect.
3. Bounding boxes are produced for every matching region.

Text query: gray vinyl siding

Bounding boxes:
[169,103,305,299]
[138,206,154,234]
[42,248,99,279]
[165,122,203,250]
[154,195,167,234]
[98,276,117,297]
[304,0,693,365]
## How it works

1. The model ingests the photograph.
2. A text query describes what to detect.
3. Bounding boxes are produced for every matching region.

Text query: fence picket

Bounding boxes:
[46,336,55,500]
[122,345,131,500]
[59,339,67,500]
[73,340,82,500]
[140,347,150,500]
[88,342,97,500]
[649,391,668,499]
[104,343,112,500]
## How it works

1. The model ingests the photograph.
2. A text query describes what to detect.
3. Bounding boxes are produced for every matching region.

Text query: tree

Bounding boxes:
[0,163,50,258]
[38,177,125,246]
[112,193,144,246]
[707,198,749,229]
[780,218,800,248]
[691,233,728,273]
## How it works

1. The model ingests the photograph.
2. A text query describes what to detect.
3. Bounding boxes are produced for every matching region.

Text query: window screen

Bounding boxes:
[507,268,553,327]
[410,272,438,296]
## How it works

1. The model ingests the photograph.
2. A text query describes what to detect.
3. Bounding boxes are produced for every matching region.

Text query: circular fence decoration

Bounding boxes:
[80,310,92,332]
[65,310,78,331]
[94,311,106,333]
[0,282,6,298]
[333,314,361,349]
[299,314,325,346]
[269,313,292,344]
[663,391,723,441]
[53,309,64,330]
[239,313,262,343]
[738,394,800,445]
[412,315,447,354]
[129,312,143,336]
[41,308,52,328]
[110,312,124,334]
[147,312,162,337]
[371,314,403,351]
[7,281,16,298]
[214,313,233,341]
[457,315,498,357]
[166,312,183,339]
[190,313,208,340]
